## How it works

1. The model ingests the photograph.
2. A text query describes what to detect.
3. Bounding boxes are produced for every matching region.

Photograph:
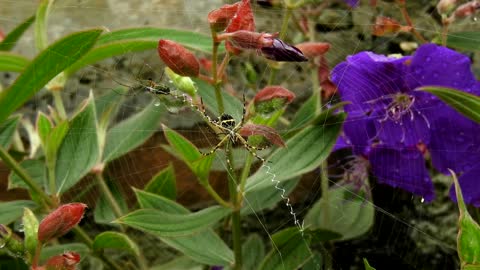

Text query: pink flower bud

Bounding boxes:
[453,1,480,19]
[38,203,87,243]
[436,0,458,14]
[157,40,200,77]
[224,0,255,54]
[295,42,331,59]
[254,86,295,104]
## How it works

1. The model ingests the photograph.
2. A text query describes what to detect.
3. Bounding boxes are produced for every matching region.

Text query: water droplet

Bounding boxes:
[168,80,173,83]
[456,137,465,143]
[0,242,5,249]
[425,57,431,62]
[154,102,160,107]
[414,67,422,74]
[442,62,448,68]
[420,197,425,203]
[456,71,461,77]
[472,16,478,22]
[433,72,439,78]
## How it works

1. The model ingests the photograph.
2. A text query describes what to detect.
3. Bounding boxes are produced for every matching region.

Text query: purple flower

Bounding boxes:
[344,0,360,8]
[332,43,480,205]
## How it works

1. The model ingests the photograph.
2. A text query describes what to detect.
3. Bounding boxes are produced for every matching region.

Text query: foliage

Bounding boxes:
[0,0,479,269]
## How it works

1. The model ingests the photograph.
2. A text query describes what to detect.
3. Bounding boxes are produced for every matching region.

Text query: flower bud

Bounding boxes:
[254,86,295,115]
[218,30,276,50]
[295,42,330,59]
[38,203,87,243]
[208,2,240,32]
[372,16,404,36]
[0,29,4,42]
[165,67,197,96]
[318,55,337,99]
[224,0,255,54]
[43,251,81,270]
[157,40,200,77]
[453,1,480,19]
[436,0,457,15]
[260,39,308,62]
[239,124,285,147]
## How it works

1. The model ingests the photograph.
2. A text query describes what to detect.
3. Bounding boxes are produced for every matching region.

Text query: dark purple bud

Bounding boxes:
[260,39,308,62]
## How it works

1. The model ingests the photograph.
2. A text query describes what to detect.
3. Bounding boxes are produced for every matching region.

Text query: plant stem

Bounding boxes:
[204,183,232,208]
[267,6,293,85]
[441,18,450,46]
[52,90,67,119]
[0,145,53,208]
[226,145,242,269]
[238,154,254,202]
[210,28,225,114]
[95,174,149,270]
[397,0,427,43]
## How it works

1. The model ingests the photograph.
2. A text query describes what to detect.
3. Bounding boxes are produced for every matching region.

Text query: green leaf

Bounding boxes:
[0,52,29,72]
[246,112,345,192]
[258,227,313,270]
[242,234,265,270]
[0,115,20,148]
[117,206,231,237]
[150,257,202,270]
[288,94,317,133]
[94,181,128,226]
[93,231,140,256]
[66,27,216,75]
[0,29,102,124]
[446,32,480,52]
[304,185,374,241]
[418,86,480,123]
[22,208,39,263]
[0,15,35,51]
[242,177,299,215]
[134,190,234,266]
[34,0,51,50]
[163,124,201,163]
[94,88,125,130]
[40,243,89,263]
[193,78,243,122]
[96,27,216,53]
[451,169,480,268]
[0,200,37,225]
[55,93,99,193]
[303,252,323,270]
[36,112,52,145]
[190,154,215,185]
[44,120,69,175]
[103,102,163,162]
[144,164,176,200]
[8,159,47,190]
[363,258,376,270]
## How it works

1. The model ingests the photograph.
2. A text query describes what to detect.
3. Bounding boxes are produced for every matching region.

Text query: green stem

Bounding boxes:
[267,6,293,85]
[0,145,53,208]
[238,154,254,201]
[210,29,225,114]
[52,90,67,119]
[72,227,124,270]
[226,145,242,269]
[95,173,149,270]
[204,183,232,208]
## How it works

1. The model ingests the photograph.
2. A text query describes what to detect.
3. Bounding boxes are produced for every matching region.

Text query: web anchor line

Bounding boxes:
[262,163,305,234]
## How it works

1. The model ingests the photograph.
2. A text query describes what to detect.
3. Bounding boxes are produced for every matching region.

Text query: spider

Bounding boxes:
[194,95,269,165]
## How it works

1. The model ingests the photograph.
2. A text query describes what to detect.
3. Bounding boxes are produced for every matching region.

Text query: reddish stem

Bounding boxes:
[398,1,427,43]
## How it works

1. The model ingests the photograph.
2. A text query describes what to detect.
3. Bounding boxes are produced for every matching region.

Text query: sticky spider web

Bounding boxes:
[1,0,478,269]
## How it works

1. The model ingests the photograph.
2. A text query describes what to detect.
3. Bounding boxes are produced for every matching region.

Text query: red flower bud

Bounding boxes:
[208,2,240,32]
[42,251,81,270]
[453,1,480,19]
[224,0,255,54]
[157,40,200,77]
[254,86,295,104]
[372,16,404,36]
[218,31,277,50]
[318,55,337,99]
[0,29,4,42]
[295,42,331,59]
[239,124,285,147]
[38,203,87,243]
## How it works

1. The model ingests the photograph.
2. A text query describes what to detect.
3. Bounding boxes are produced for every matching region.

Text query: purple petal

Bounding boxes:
[406,44,480,95]
[344,0,360,7]
[260,39,308,62]
[449,164,480,207]
[331,52,409,115]
[428,105,480,174]
[369,147,434,201]
[343,112,377,155]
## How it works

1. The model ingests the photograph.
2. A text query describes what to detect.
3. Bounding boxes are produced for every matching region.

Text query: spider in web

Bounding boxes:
[194,95,269,165]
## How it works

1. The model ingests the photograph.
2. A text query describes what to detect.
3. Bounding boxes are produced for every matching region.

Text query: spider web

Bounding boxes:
[1,0,478,269]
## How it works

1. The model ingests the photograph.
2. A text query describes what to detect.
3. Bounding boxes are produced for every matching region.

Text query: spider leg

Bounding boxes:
[224,140,235,174]
[199,134,230,157]
[240,92,246,127]
[236,135,267,163]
